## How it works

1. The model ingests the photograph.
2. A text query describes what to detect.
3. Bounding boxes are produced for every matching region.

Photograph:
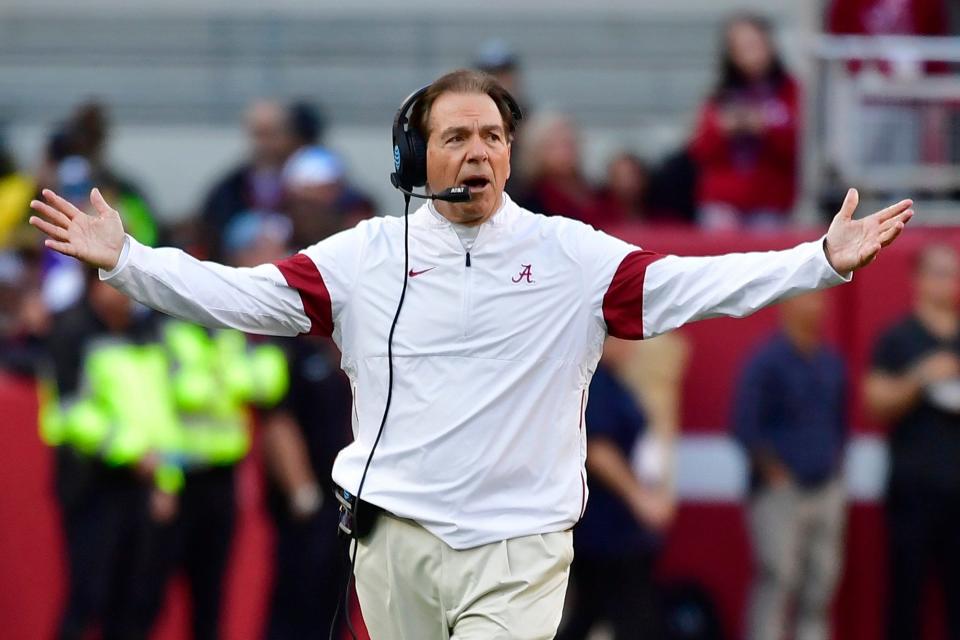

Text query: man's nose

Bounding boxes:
[465,136,488,162]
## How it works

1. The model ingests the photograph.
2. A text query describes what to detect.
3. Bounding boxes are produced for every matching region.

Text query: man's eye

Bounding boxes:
[447,135,463,143]
[487,133,501,142]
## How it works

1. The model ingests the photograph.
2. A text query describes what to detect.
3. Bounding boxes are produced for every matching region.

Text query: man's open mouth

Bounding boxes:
[461,177,490,192]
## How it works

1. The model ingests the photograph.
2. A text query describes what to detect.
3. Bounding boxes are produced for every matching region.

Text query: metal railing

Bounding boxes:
[806,35,960,222]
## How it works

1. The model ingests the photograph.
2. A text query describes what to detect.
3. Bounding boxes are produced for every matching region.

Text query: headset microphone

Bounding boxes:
[389,179,473,203]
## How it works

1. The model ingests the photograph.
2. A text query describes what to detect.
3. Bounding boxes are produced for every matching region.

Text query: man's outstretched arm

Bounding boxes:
[30,188,320,337]
[600,189,913,339]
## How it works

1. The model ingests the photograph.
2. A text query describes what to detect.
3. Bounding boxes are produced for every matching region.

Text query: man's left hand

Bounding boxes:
[824,188,913,274]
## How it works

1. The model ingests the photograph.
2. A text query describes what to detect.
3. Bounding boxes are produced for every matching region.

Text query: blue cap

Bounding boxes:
[223,211,292,256]
[283,146,344,187]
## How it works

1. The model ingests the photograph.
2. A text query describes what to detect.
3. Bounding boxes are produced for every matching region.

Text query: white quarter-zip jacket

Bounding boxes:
[102,193,850,549]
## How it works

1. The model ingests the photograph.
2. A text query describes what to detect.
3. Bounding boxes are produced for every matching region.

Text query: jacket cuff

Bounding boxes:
[99,235,133,281]
[817,235,853,283]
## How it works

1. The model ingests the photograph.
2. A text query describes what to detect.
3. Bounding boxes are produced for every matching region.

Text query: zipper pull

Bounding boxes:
[465,252,471,267]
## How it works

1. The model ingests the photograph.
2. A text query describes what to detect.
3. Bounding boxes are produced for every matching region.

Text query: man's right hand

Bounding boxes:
[29,188,126,271]
[756,452,792,488]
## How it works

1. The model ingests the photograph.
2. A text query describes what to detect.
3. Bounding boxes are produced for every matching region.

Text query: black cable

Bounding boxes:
[330,193,413,640]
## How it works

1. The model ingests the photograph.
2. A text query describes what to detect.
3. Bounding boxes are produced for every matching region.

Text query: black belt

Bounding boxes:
[334,484,384,540]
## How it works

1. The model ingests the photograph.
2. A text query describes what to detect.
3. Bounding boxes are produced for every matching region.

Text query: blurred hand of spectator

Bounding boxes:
[588,436,676,533]
[16,289,51,337]
[755,452,793,488]
[628,485,676,532]
[289,483,322,520]
[150,489,179,524]
[911,350,960,386]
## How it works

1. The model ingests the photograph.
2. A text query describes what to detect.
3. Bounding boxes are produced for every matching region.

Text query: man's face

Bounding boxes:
[425,92,511,225]
[917,246,960,309]
[246,102,297,169]
[89,279,132,329]
[780,291,826,336]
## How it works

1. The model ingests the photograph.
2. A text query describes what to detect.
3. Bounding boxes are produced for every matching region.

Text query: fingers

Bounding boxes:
[40,188,82,220]
[876,209,914,247]
[90,188,116,217]
[878,220,908,248]
[873,198,913,224]
[29,199,72,228]
[859,242,882,267]
[42,238,77,257]
[839,188,859,220]
[28,215,70,242]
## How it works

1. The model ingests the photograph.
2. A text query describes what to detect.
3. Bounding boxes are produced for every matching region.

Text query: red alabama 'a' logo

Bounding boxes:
[512,264,535,284]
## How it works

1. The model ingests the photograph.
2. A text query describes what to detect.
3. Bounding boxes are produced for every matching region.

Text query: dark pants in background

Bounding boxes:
[887,484,960,640]
[134,466,237,640]
[55,450,151,640]
[264,503,349,640]
[558,551,664,640]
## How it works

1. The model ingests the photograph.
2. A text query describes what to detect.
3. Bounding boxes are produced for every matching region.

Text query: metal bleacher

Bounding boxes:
[0,11,722,128]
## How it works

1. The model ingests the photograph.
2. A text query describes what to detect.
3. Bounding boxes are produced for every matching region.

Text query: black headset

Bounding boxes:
[390,83,524,197]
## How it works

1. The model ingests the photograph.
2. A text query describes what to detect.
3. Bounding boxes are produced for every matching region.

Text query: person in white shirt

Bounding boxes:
[30,69,912,640]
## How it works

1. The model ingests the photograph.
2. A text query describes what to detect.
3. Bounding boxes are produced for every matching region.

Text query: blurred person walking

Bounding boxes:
[865,244,960,640]
[41,271,183,640]
[201,100,321,259]
[734,292,848,640]
[30,68,913,639]
[557,337,677,640]
[690,13,799,231]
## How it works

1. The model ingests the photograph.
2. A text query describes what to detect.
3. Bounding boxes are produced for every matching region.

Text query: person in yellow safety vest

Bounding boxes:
[132,319,289,640]
[164,320,289,468]
[41,341,184,492]
[42,273,182,640]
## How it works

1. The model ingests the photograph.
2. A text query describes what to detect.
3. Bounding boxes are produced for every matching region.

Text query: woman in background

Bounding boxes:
[689,13,799,231]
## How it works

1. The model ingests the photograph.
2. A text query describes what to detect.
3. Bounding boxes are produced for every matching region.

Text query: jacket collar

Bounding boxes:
[414,192,516,229]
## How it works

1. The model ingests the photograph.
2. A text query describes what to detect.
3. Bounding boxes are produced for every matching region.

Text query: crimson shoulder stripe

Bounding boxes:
[602,250,665,340]
[273,253,334,337]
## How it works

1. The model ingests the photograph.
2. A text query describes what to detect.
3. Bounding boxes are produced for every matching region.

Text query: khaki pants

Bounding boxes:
[746,478,846,640]
[354,513,573,640]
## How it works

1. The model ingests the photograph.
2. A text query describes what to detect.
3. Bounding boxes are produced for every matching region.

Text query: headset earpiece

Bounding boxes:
[406,129,427,188]
[391,85,430,192]
[390,80,524,194]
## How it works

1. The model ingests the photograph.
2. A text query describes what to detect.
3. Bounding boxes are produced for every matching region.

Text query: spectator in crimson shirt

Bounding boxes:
[690,13,799,231]
[514,111,605,228]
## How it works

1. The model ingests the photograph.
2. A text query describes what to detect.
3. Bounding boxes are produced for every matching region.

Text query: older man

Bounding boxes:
[30,69,912,640]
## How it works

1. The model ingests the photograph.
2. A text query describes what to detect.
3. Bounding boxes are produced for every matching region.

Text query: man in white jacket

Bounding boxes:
[30,69,912,640]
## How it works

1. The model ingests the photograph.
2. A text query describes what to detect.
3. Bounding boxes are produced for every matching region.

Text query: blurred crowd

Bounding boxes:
[2,1,960,639]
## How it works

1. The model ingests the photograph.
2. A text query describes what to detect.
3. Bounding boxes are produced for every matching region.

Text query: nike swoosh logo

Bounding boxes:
[408,267,436,278]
